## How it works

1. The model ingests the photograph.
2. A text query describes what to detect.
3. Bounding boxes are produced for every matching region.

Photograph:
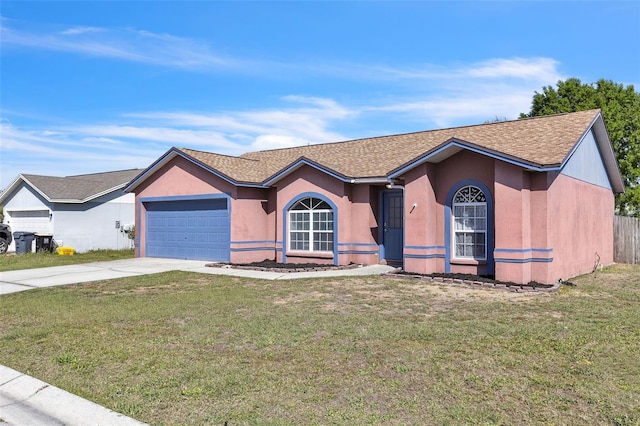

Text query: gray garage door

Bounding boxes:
[145,198,230,261]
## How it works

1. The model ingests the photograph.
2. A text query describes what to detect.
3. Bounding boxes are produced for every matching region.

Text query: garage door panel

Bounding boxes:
[145,198,230,261]
[8,210,52,234]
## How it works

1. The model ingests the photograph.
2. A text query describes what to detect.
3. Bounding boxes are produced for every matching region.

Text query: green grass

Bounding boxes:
[0,248,134,272]
[1,264,639,425]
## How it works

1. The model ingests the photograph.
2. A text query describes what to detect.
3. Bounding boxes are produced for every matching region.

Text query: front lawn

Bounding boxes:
[0,248,134,272]
[1,264,639,425]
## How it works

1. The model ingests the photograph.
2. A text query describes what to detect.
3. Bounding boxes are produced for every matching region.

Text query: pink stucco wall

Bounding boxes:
[134,148,615,283]
[492,166,557,284]
[528,172,553,282]
[134,156,272,262]
[402,149,614,284]
[345,184,381,265]
[493,169,614,284]
[437,150,495,276]
[546,173,614,282]
[133,158,381,266]
[403,163,444,273]
[493,161,534,284]
[404,150,496,277]
[274,165,379,266]
[230,186,276,263]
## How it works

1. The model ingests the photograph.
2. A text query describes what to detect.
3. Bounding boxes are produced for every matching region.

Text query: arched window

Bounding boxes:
[452,186,487,259]
[288,197,334,252]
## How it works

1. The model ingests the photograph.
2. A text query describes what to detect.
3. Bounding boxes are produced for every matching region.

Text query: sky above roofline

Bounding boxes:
[1,1,639,189]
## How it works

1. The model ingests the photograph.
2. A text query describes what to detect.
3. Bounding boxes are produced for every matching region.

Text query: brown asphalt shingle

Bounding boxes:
[178,150,265,183]
[180,109,600,184]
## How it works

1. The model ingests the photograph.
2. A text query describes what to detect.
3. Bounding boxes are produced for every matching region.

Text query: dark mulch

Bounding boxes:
[206,259,359,272]
[394,270,557,289]
[232,259,337,270]
[207,259,560,289]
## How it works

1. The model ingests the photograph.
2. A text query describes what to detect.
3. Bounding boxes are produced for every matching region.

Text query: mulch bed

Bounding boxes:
[384,270,561,293]
[205,259,361,273]
[205,259,561,293]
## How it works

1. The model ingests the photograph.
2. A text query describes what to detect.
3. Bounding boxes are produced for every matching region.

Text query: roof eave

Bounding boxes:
[83,184,128,202]
[124,148,181,192]
[557,112,624,194]
[589,113,624,193]
[49,183,130,203]
[388,139,560,179]
[350,177,390,184]
[234,181,269,189]
[0,174,53,205]
[48,199,85,204]
[124,147,252,192]
[262,157,351,187]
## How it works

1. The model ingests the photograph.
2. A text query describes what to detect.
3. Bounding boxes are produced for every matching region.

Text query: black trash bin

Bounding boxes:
[13,231,36,254]
[35,234,55,253]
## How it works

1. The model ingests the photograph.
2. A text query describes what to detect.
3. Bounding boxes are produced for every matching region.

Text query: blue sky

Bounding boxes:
[1,1,639,189]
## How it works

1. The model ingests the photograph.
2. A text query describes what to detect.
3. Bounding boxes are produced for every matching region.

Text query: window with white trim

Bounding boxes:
[288,197,334,252]
[452,186,487,259]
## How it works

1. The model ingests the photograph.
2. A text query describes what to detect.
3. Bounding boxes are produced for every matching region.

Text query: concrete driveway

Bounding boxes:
[0,257,395,295]
[0,258,213,295]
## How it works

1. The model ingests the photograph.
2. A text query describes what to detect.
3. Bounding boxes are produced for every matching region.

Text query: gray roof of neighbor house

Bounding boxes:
[125,109,624,193]
[0,169,144,204]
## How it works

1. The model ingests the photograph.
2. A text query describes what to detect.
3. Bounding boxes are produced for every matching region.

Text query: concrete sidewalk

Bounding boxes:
[0,365,147,426]
[0,257,394,424]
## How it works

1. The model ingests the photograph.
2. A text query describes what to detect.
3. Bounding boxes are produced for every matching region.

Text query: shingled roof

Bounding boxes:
[185,109,603,182]
[126,109,623,192]
[2,169,144,203]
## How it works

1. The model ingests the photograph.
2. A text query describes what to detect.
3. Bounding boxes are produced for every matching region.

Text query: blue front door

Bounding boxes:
[382,191,403,263]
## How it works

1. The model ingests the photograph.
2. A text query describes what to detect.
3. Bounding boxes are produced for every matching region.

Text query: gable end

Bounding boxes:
[559,115,623,193]
[560,129,611,190]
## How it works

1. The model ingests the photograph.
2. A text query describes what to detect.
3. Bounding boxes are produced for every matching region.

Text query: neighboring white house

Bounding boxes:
[0,169,143,253]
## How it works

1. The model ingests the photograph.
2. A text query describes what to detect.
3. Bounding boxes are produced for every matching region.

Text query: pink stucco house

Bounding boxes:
[125,109,623,284]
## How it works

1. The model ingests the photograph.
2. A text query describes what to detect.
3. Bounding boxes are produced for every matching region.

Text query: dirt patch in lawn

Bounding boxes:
[271,276,542,319]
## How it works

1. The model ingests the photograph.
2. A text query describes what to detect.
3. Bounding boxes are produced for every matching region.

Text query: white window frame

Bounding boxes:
[288,197,334,253]
[452,186,487,260]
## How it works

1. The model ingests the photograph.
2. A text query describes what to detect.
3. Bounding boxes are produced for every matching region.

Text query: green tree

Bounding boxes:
[520,78,640,216]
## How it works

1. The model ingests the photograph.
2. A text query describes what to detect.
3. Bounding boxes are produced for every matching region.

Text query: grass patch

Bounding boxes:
[0,249,134,272]
[1,265,639,424]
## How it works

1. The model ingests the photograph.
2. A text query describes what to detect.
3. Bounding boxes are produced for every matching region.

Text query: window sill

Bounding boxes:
[450,258,486,266]
[287,251,334,259]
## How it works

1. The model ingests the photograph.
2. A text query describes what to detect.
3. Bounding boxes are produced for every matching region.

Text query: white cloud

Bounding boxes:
[60,26,104,35]
[352,57,563,85]
[465,57,562,81]
[0,96,357,187]
[360,57,566,127]
[1,22,241,71]
[250,134,310,151]
[371,92,534,128]
[0,120,157,159]
[0,52,566,188]
[125,96,355,152]
[1,42,568,187]
[0,120,163,187]
[68,125,244,151]
[0,14,567,106]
